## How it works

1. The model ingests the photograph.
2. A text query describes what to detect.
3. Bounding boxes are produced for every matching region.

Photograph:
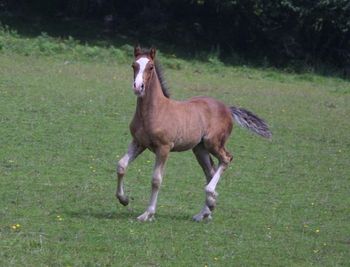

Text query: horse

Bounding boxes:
[116,45,272,222]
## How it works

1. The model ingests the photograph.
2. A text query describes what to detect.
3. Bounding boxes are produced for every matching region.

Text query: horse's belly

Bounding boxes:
[131,118,202,152]
[171,144,194,152]
[171,136,201,152]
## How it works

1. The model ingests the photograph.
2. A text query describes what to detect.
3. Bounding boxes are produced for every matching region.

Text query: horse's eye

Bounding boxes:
[149,64,154,70]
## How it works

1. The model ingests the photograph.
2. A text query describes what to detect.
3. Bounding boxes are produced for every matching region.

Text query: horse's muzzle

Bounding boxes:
[133,83,145,97]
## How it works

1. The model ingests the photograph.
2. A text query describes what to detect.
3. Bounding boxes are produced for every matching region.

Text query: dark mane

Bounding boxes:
[154,60,170,98]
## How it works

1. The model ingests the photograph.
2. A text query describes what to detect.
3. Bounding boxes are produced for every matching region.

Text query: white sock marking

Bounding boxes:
[205,165,224,193]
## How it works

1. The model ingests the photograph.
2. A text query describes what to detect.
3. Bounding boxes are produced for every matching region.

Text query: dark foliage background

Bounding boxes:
[1,0,349,72]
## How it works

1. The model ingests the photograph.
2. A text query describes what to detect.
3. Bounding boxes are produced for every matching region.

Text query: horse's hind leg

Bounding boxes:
[205,147,233,211]
[116,139,145,206]
[192,144,217,221]
[193,143,217,183]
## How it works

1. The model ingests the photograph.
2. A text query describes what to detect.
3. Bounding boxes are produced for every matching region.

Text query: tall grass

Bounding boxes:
[0,23,131,63]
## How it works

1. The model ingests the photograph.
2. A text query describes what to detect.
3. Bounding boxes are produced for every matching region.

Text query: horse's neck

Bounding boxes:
[136,71,167,118]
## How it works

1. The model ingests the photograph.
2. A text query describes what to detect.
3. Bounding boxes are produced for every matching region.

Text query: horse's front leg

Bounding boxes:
[137,146,170,222]
[116,139,145,206]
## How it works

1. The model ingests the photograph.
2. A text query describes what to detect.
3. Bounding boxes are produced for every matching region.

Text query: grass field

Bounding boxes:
[0,32,350,266]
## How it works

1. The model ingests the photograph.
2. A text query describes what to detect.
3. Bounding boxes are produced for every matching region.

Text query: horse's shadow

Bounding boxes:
[65,208,133,220]
[64,207,192,222]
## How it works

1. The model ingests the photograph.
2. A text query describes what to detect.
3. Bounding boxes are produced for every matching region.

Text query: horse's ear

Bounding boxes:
[134,45,141,57]
[150,47,156,60]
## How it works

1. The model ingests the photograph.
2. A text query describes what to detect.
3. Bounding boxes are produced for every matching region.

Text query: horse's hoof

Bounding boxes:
[192,213,212,222]
[192,214,203,222]
[117,195,129,206]
[137,211,154,222]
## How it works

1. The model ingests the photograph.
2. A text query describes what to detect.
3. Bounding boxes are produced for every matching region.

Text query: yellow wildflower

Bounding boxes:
[11,224,20,230]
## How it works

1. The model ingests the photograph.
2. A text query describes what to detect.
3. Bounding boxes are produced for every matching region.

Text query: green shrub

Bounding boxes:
[0,25,131,63]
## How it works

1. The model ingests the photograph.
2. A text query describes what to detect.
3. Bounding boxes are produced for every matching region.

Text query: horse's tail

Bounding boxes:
[230,106,272,139]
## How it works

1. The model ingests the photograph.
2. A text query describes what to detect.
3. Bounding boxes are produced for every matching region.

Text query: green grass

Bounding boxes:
[0,29,350,266]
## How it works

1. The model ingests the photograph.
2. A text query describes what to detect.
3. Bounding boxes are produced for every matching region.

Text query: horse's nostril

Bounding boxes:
[141,84,144,90]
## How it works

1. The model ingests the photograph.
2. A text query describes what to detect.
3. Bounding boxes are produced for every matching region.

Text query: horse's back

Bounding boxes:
[185,96,232,123]
[183,96,234,147]
[176,96,233,137]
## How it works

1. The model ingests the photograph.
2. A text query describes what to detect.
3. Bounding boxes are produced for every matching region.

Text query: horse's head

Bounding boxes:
[132,45,156,97]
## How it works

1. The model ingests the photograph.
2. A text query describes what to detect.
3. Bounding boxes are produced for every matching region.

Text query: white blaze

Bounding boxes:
[134,57,150,90]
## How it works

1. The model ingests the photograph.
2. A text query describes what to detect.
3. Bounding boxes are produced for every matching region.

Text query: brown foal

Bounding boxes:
[116,45,271,222]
